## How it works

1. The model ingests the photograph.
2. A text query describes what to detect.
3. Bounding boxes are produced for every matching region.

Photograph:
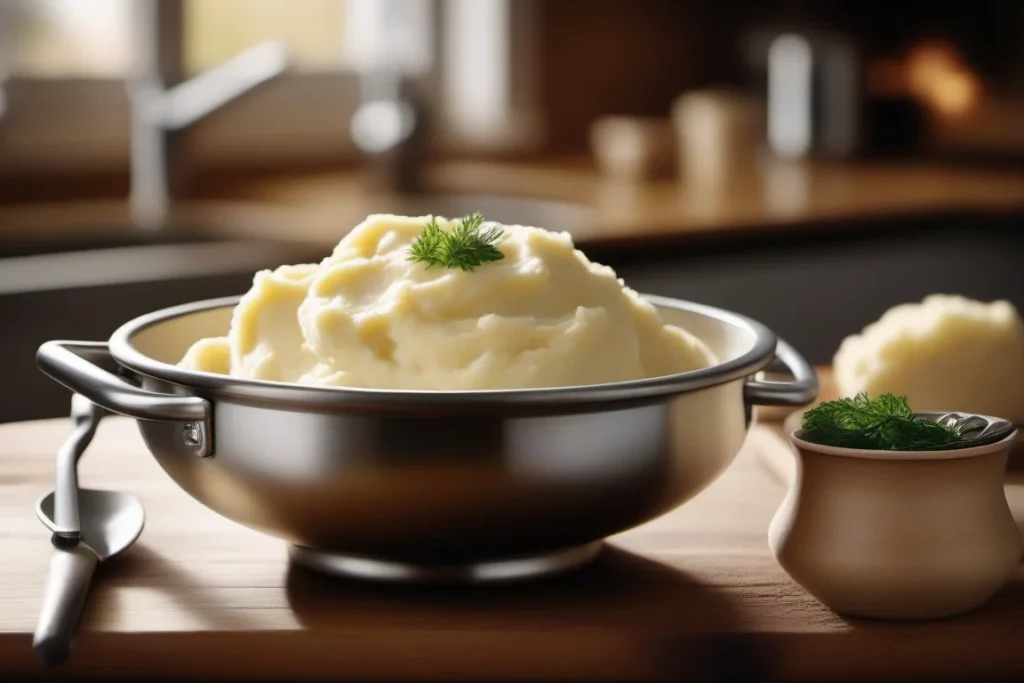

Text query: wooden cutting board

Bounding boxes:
[1,414,1023,681]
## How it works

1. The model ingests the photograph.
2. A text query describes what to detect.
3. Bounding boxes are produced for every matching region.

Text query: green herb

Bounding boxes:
[800,392,963,451]
[407,211,506,272]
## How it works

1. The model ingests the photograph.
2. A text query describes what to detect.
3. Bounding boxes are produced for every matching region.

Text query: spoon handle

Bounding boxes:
[33,542,99,667]
[51,424,89,539]
[51,396,102,540]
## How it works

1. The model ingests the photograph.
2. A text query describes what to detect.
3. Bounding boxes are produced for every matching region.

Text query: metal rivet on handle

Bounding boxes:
[182,423,204,453]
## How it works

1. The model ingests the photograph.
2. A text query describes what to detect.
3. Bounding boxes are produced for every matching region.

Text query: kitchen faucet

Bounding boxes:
[129,0,288,230]
[347,0,431,196]
[350,69,430,195]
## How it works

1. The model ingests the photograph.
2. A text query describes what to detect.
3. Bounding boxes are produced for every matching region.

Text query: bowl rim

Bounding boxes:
[108,293,779,409]
[788,428,1019,460]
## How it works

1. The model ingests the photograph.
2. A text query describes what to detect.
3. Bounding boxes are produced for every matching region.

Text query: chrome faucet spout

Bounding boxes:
[128,0,288,230]
[350,71,429,196]
[146,42,288,131]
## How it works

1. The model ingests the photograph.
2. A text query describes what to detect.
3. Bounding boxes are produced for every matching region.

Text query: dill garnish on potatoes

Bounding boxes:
[800,393,963,451]
[407,211,506,272]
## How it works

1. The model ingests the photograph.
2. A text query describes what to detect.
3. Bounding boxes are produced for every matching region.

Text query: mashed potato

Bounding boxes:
[179,214,716,390]
[833,294,1024,423]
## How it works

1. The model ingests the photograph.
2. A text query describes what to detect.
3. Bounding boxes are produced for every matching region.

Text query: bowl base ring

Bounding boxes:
[288,541,604,584]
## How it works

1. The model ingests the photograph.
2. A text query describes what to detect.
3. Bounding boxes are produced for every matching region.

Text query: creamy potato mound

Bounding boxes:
[833,294,1024,423]
[179,214,716,389]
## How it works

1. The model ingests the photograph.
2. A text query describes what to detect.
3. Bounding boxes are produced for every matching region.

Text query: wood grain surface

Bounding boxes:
[1,409,1023,681]
[4,161,1024,261]
[234,159,1024,249]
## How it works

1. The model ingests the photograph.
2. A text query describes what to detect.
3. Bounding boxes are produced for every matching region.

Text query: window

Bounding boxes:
[0,0,540,178]
[185,0,349,75]
[10,0,131,77]
[2,0,133,172]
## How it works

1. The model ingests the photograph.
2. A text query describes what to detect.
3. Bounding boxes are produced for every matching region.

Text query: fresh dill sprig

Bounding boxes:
[407,217,445,266]
[407,211,506,272]
[800,392,963,451]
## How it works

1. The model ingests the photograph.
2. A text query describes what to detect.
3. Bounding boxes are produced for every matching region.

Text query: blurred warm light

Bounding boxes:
[905,41,981,118]
[867,40,982,119]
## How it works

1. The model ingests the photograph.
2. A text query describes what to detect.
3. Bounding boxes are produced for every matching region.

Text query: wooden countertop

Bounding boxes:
[228,159,1024,249]
[2,395,1024,680]
[3,160,1024,255]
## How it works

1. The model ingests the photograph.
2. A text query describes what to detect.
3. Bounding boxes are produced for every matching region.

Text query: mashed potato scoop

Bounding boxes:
[180,213,716,390]
[833,294,1024,424]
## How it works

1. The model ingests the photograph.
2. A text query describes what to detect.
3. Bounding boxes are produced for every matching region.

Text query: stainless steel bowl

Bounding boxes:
[37,294,817,583]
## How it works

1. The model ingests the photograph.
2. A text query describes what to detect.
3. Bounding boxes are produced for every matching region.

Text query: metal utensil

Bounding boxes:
[922,411,1018,450]
[33,490,145,666]
[33,396,145,666]
[50,394,104,540]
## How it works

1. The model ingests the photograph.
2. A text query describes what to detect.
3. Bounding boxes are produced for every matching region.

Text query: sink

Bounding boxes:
[0,199,321,258]
[0,199,329,424]
[0,193,598,266]
[0,200,325,296]
[0,227,224,259]
[363,193,598,234]
[223,186,601,249]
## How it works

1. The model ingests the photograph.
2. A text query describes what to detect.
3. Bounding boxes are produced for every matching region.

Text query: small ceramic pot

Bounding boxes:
[670,89,764,190]
[589,116,676,182]
[769,430,1022,620]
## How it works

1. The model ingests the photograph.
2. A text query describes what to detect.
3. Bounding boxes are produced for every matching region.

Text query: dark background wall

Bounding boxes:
[535,0,1024,155]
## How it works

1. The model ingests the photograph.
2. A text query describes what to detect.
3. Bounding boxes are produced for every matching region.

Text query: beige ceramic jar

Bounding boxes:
[769,430,1022,620]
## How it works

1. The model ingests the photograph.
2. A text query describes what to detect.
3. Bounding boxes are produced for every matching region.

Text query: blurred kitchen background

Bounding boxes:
[1,0,1022,422]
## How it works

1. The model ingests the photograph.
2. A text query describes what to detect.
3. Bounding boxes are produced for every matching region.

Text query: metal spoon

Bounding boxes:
[33,490,145,666]
[50,394,103,540]
[32,395,145,666]
[919,411,1018,449]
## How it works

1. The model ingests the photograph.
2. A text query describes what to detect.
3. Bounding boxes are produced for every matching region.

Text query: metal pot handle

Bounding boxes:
[37,341,212,457]
[744,338,818,406]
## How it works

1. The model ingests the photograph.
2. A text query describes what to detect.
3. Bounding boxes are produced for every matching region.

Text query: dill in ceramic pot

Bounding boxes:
[800,393,963,451]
